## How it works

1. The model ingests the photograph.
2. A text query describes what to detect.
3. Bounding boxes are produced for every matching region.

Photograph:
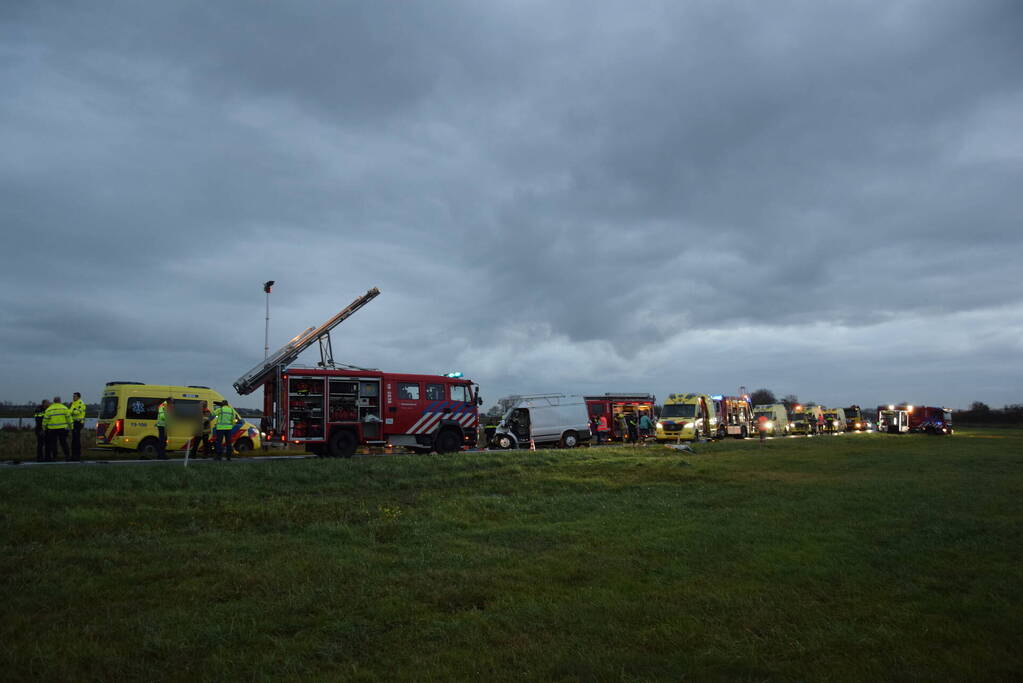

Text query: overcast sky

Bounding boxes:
[2,0,1021,412]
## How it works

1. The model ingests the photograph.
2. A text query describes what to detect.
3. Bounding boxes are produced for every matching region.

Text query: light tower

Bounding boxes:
[263,280,275,359]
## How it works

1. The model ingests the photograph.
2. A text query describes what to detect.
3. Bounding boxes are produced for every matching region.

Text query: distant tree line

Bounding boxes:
[954,402,1023,426]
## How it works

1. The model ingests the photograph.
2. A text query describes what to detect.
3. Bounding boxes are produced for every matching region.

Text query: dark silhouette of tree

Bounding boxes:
[781,394,799,410]
[749,388,776,406]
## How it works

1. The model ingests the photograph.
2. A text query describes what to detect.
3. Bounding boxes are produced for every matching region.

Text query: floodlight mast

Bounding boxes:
[233,286,380,397]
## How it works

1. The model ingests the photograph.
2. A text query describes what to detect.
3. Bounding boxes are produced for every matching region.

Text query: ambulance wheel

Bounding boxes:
[493,434,515,450]
[328,429,357,458]
[234,438,253,454]
[138,438,160,458]
[560,431,579,448]
[434,428,461,454]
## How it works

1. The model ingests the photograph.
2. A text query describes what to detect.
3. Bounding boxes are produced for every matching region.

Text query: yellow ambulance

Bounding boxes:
[655,393,717,441]
[95,382,261,457]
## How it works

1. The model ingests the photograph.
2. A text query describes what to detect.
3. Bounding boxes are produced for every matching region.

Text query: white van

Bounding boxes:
[491,395,592,449]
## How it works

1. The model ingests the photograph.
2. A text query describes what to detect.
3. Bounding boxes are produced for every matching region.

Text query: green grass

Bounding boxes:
[2,431,1022,680]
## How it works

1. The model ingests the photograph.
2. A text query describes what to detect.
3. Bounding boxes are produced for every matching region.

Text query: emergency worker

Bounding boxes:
[616,413,628,442]
[213,400,239,461]
[43,396,72,461]
[69,392,86,461]
[638,412,653,445]
[34,399,50,462]
[155,398,171,459]
[596,414,610,444]
[626,413,639,445]
[758,414,768,443]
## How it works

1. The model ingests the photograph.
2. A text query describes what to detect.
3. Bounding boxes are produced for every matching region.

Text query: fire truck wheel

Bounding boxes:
[328,429,357,458]
[434,428,461,454]
[716,426,726,440]
[560,431,579,448]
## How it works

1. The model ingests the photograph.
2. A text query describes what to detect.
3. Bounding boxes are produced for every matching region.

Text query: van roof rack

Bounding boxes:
[186,385,210,389]
[106,381,144,386]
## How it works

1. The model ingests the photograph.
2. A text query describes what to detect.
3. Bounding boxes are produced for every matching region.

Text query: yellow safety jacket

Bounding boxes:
[156,402,168,428]
[70,399,86,423]
[42,402,72,430]
[213,405,238,430]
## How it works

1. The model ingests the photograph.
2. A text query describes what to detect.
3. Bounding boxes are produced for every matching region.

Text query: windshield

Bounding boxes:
[661,403,697,418]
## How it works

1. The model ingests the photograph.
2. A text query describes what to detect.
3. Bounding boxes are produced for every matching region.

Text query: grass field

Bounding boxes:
[1,431,1021,680]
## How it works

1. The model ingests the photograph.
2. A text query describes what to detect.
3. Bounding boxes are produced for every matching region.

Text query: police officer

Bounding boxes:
[69,391,86,461]
[34,399,50,462]
[213,400,239,461]
[155,398,171,460]
[43,396,72,461]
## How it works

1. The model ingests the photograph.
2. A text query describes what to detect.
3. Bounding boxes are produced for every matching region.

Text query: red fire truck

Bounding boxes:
[584,393,656,441]
[234,288,481,457]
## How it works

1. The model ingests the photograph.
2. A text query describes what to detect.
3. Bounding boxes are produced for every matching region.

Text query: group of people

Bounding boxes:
[156,398,241,461]
[33,393,87,461]
[31,394,242,462]
[590,411,655,446]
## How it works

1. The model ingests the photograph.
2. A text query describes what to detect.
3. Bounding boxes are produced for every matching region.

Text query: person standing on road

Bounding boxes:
[155,398,171,460]
[213,400,239,461]
[43,396,72,461]
[187,401,213,459]
[596,414,610,444]
[638,412,653,445]
[69,392,86,461]
[626,413,639,445]
[34,399,50,462]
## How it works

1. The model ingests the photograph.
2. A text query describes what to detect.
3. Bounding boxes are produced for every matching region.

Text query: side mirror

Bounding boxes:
[477,397,483,406]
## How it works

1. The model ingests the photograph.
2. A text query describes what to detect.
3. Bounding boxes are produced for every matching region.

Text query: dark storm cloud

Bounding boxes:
[1,0,1021,410]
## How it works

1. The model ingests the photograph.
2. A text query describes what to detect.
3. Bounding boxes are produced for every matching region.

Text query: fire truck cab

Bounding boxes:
[278,369,480,457]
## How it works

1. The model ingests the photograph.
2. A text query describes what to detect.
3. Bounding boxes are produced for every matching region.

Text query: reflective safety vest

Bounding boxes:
[42,402,72,430]
[214,405,238,429]
[597,416,609,431]
[156,402,168,427]
[70,399,86,423]
[34,408,46,433]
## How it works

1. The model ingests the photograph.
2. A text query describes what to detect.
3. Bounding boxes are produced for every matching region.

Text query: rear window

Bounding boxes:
[100,396,119,420]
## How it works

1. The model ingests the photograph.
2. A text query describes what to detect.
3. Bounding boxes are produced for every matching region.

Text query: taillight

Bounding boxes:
[114,419,124,437]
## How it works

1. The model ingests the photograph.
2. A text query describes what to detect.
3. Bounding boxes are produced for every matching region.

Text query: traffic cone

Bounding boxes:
[529,437,536,451]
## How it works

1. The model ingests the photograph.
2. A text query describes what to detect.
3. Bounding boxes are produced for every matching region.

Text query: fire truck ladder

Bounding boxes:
[233,286,380,396]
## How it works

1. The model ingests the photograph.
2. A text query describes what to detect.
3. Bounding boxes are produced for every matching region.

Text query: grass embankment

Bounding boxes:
[2,431,1021,680]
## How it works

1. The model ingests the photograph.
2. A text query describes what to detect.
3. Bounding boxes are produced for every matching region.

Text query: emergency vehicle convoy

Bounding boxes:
[232,288,481,457]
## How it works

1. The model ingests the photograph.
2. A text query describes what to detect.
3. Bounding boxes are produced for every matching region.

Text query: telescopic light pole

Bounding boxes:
[263,280,275,359]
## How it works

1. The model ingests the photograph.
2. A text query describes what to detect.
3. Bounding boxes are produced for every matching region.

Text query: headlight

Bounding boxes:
[764,421,773,430]
[789,423,795,428]
[854,422,861,429]
[656,421,663,429]
[683,422,694,429]
[833,420,840,427]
